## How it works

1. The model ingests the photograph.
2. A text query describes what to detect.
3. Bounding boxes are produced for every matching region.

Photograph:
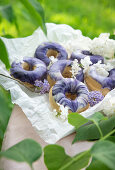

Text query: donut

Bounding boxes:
[47,60,84,87]
[49,78,89,113]
[109,69,115,80]
[10,57,47,87]
[70,50,104,64]
[85,67,115,96]
[34,42,68,66]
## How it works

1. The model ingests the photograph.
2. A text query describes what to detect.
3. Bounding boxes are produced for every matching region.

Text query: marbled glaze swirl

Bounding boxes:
[52,78,89,112]
[109,69,115,80]
[10,57,47,84]
[70,50,104,64]
[88,67,115,90]
[35,42,68,66]
[48,60,84,82]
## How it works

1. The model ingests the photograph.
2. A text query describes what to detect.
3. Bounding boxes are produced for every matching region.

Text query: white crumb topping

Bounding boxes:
[90,33,115,59]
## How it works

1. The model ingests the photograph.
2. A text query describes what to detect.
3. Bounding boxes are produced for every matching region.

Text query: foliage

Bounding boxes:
[0,38,10,69]
[44,138,115,170]
[43,113,115,170]
[0,86,13,150]
[87,158,110,170]
[91,140,115,170]
[0,113,115,170]
[19,0,46,34]
[44,145,91,170]
[0,0,46,37]
[68,112,115,143]
[0,139,42,169]
[43,0,115,39]
[0,34,13,152]
[0,0,115,38]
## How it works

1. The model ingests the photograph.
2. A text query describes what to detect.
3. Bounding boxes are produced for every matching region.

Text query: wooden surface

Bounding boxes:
[0,105,94,170]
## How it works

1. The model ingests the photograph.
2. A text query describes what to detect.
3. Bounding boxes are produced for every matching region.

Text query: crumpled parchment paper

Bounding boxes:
[0,23,115,143]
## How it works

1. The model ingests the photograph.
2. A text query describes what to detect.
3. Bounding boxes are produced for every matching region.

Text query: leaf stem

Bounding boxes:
[31,165,34,170]
[59,150,90,170]
[101,129,115,141]
[93,121,103,139]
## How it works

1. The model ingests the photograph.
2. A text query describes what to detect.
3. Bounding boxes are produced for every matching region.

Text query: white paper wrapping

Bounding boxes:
[0,23,115,143]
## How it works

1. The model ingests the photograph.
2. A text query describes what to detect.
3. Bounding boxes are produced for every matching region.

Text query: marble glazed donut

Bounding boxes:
[49,78,89,113]
[47,60,84,87]
[10,57,47,87]
[70,50,104,64]
[85,67,115,96]
[34,42,68,66]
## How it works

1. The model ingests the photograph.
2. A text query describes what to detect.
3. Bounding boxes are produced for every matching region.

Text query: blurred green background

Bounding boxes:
[0,0,115,39]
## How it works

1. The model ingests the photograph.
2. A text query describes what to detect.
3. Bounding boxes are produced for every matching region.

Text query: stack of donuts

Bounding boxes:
[10,42,115,114]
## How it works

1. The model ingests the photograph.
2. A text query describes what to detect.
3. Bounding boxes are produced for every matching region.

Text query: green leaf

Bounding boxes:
[61,151,91,170]
[0,86,13,150]
[88,112,106,139]
[44,144,91,170]
[68,112,88,129]
[1,34,14,38]
[87,158,110,170]
[19,0,47,34]
[72,116,115,143]
[106,136,115,143]
[0,5,15,23]
[0,4,19,32]
[110,34,115,40]
[91,140,115,170]
[0,38,10,69]
[0,139,42,168]
[89,112,106,123]
[44,145,71,170]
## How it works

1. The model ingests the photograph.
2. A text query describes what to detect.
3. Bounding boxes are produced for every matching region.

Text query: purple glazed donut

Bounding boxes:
[48,60,84,86]
[70,50,104,64]
[34,42,68,66]
[10,57,47,85]
[88,67,115,90]
[109,69,115,80]
[50,78,89,112]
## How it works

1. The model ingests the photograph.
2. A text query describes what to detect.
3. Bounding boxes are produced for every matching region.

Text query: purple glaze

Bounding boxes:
[10,57,47,85]
[35,42,68,66]
[52,78,89,112]
[88,67,115,90]
[70,50,104,64]
[109,69,115,80]
[48,60,84,82]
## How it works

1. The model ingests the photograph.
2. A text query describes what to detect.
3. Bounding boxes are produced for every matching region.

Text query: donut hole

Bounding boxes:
[65,92,77,100]
[62,66,72,78]
[46,49,59,58]
[22,62,36,71]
